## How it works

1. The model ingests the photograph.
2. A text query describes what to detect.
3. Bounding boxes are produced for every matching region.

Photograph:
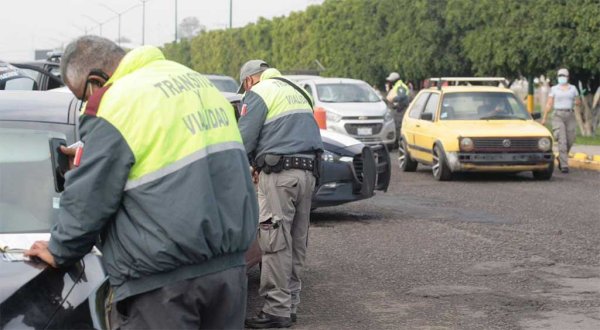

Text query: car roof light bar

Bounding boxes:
[429,77,508,89]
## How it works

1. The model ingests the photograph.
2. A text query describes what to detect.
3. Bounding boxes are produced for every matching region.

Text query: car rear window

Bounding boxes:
[316,83,381,103]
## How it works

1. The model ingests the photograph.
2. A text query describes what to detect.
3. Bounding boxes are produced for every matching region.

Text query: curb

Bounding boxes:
[566,152,600,172]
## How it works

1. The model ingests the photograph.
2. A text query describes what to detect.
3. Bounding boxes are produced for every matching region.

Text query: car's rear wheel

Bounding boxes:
[532,161,554,180]
[399,138,418,172]
[432,145,452,181]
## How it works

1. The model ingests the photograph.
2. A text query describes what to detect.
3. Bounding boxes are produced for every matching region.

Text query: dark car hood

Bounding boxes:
[320,129,364,156]
[0,260,48,303]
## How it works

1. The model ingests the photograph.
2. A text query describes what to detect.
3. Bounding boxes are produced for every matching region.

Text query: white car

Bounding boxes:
[294,77,396,147]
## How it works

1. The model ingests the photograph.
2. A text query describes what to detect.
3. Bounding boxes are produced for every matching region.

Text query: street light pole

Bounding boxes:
[100,4,140,46]
[83,15,103,36]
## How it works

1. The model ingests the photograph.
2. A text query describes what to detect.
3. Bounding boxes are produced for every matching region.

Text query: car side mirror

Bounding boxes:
[49,138,68,192]
[531,112,541,120]
[420,112,433,121]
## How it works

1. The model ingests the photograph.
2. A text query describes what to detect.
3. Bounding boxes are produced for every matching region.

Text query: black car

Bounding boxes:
[0,61,38,91]
[0,126,109,329]
[10,52,64,91]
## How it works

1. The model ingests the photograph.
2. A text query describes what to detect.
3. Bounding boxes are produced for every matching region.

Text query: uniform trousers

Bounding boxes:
[256,169,316,318]
[552,110,577,168]
[110,266,247,329]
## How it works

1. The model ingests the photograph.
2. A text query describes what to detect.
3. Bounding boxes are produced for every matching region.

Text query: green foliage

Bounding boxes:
[161,0,599,89]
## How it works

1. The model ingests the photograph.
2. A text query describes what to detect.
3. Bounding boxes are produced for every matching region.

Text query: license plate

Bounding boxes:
[357,127,372,135]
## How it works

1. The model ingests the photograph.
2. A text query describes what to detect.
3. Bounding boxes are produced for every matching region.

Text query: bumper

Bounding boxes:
[447,152,554,172]
[312,145,391,208]
[328,120,396,146]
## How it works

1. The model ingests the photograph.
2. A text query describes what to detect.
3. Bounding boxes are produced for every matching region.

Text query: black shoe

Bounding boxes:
[245,311,292,329]
[561,167,569,173]
[291,313,296,323]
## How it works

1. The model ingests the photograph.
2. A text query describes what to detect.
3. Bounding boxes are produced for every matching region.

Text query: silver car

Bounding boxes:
[295,77,396,147]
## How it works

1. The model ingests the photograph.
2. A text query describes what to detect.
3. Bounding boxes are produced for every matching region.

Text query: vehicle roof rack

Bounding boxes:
[429,77,508,89]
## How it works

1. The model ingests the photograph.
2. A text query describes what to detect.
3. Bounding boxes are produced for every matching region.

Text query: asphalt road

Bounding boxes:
[246,152,600,329]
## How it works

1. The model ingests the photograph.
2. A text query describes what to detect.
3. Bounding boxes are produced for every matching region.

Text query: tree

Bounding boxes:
[179,17,205,40]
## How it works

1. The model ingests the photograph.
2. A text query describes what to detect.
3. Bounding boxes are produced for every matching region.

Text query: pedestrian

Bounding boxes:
[237,60,323,328]
[541,68,581,173]
[24,35,258,329]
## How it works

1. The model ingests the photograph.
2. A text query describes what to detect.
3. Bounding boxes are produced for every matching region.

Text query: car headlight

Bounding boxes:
[460,137,474,152]
[326,111,342,123]
[384,110,393,122]
[321,150,353,163]
[538,137,551,151]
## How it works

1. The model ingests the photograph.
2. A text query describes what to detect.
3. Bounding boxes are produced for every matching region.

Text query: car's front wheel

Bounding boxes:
[532,161,554,180]
[399,139,418,172]
[432,145,452,181]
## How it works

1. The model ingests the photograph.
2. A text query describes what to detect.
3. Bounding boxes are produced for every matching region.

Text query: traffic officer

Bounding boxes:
[385,72,410,146]
[541,68,581,173]
[25,35,258,329]
[238,60,323,328]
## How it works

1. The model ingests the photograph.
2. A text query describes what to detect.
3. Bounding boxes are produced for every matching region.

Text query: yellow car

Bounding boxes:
[399,78,554,180]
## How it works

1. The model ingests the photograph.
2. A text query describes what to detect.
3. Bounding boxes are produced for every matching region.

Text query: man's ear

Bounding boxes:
[87,74,107,87]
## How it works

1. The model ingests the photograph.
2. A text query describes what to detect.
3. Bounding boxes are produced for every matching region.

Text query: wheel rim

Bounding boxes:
[432,152,440,177]
[398,145,406,168]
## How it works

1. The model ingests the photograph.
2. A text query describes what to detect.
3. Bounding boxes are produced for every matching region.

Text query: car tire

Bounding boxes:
[532,161,554,180]
[432,145,452,181]
[399,138,418,172]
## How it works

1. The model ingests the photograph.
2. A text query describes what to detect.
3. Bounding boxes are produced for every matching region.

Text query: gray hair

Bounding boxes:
[61,35,125,87]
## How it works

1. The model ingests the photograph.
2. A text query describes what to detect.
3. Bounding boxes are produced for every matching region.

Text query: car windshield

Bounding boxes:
[317,83,381,103]
[0,129,59,233]
[208,76,238,93]
[440,92,530,120]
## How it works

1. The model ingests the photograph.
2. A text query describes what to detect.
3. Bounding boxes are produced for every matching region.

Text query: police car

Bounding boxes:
[225,92,391,208]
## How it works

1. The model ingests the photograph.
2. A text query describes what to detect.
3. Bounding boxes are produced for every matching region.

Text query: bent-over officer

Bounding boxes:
[25,36,258,329]
[238,60,323,328]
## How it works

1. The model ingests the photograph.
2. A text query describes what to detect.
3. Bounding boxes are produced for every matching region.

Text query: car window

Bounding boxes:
[408,92,430,119]
[316,83,380,103]
[0,130,59,233]
[440,92,530,120]
[422,93,439,120]
[2,77,37,90]
[207,76,238,93]
[303,84,313,98]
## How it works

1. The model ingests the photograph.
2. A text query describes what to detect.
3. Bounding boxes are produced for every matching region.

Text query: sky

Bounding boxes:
[0,0,324,61]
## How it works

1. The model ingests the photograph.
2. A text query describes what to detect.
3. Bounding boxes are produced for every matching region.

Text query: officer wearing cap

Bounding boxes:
[385,72,410,145]
[542,68,581,173]
[238,60,323,328]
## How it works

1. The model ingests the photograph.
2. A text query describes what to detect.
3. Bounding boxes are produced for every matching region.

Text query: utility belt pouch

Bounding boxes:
[264,154,284,174]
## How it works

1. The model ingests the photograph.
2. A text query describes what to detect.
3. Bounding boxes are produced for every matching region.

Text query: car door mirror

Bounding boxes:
[531,112,541,120]
[49,138,68,192]
[420,112,433,121]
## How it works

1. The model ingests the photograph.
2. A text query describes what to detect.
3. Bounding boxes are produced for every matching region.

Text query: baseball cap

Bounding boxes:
[386,72,400,82]
[557,68,569,77]
[237,59,269,93]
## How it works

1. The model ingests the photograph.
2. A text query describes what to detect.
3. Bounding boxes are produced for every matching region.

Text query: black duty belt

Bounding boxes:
[256,154,317,175]
[555,108,573,112]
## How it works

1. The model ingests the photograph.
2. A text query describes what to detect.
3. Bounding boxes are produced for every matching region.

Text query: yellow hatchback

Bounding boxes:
[399,78,554,181]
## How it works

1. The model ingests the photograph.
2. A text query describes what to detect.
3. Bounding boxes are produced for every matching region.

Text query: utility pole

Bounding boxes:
[229,0,232,29]
[174,0,178,42]
[141,0,149,45]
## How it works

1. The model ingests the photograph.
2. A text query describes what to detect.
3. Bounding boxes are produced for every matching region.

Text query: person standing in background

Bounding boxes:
[541,68,581,173]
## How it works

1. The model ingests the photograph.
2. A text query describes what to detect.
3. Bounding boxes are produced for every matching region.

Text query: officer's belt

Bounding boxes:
[555,108,573,112]
[256,154,316,174]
